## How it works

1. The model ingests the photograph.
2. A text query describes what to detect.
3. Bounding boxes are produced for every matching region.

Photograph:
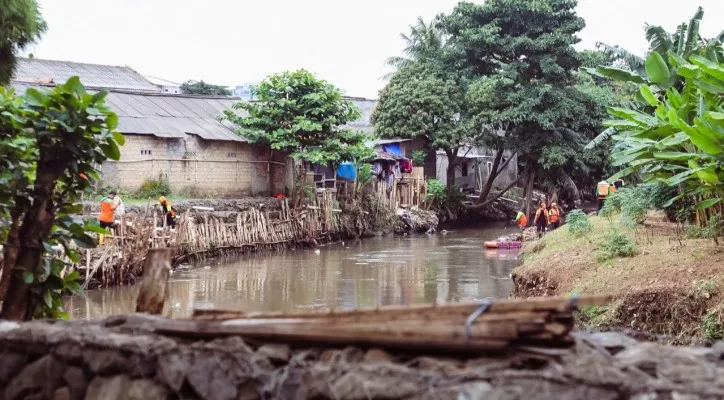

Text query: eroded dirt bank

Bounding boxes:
[1,315,724,400]
[512,215,723,342]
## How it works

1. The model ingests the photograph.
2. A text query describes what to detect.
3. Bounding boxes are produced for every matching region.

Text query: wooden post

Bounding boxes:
[135,248,173,314]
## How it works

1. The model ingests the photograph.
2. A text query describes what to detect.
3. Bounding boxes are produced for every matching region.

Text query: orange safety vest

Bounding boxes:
[516,211,528,228]
[549,208,560,223]
[597,183,611,199]
[99,198,114,223]
[609,185,617,194]
[161,201,176,217]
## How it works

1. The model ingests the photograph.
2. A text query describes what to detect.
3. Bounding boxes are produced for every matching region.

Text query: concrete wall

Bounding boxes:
[435,149,518,191]
[100,134,286,196]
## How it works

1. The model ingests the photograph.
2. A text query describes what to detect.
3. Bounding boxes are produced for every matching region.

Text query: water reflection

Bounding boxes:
[66,227,520,320]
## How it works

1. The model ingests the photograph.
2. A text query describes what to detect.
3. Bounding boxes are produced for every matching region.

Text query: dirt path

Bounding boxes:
[1,315,723,399]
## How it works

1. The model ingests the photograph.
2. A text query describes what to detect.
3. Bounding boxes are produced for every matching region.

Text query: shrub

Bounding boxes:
[600,183,677,226]
[597,229,638,262]
[700,309,723,341]
[686,214,723,241]
[411,150,427,167]
[567,209,593,235]
[425,179,447,209]
[137,174,171,199]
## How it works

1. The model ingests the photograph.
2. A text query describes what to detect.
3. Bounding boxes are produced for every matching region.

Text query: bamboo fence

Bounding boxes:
[76,196,341,288]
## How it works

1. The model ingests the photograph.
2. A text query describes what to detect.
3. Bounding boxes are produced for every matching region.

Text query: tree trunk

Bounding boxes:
[268,149,274,195]
[0,162,62,321]
[0,198,25,300]
[445,149,458,193]
[524,165,536,218]
[467,174,523,211]
[136,248,173,314]
[476,147,504,205]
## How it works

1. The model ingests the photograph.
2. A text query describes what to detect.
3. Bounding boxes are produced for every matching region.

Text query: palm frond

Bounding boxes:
[595,42,644,70]
[645,24,673,54]
[585,127,616,150]
[684,6,704,56]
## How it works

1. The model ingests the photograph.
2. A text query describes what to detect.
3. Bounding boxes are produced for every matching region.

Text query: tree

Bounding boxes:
[222,70,372,194]
[385,16,445,73]
[0,78,124,320]
[373,62,474,193]
[180,80,231,96]
[442,0,589,214]
[0,0,46,84]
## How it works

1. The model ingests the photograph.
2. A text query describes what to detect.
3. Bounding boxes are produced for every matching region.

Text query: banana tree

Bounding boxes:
[604,49,723,220]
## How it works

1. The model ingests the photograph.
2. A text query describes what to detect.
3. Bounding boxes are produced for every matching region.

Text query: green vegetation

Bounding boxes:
[180,80,231,96]
[0,78,124,320]
[588,7,723,228]
[700,309,723,340]
[567,210,593,235]
[596,229,639,262]
[0,0,46,84]
[375,0,623,215]
[223,70,373,201]
[411,150,426,167]
[137,174,172,200]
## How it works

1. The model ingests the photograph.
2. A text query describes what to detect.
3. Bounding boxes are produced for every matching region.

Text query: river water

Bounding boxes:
[66,226,521,320]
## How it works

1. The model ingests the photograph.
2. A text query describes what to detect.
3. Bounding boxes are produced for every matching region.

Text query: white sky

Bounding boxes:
[26,0,723,99]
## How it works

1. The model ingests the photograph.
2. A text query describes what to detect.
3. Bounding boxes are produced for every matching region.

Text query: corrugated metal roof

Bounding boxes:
[104,91,246,142]
[10,83,246,142]
[13,58,160,93]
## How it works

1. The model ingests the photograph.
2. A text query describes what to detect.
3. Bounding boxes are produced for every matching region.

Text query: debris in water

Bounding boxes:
[314,249,321,255]
[204,266,211,269]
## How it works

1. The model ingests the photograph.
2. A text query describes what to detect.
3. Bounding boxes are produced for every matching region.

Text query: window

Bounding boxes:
[228,152,237,158]
[141,149,152,155]
[461,163,468,177]
[184,151,197,158]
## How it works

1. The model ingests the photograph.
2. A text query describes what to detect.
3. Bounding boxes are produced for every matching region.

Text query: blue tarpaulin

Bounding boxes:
[336,162,356,181]
[382,143,403,157]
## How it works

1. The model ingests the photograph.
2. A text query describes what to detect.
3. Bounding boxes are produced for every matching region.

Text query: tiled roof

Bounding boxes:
[13,58,160,93]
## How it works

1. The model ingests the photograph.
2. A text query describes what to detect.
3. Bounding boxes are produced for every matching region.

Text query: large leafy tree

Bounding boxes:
[0,0,46,85]
[223,70,372,192]
[385,16,445,73]
[442,0,590,214]
[0,78,125,320]
[373,62,474,191]
[180,80,231,96]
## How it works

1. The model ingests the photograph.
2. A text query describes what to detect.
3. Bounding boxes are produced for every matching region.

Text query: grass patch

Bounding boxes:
[691,280,718,300]
[595,229,638,263]
[579,305,616,326]
[699,306,723,341]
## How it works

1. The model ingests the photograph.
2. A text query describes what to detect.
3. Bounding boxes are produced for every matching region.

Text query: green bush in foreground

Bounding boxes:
[596,229,638,262]
[567,209,593,235]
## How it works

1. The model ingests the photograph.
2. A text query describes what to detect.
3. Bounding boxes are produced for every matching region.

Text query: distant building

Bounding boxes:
[144,76,182,94]
[230,82,258,101]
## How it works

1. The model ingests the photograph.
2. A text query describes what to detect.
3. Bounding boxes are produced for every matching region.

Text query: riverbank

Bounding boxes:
[1,314,722,399]
[512,215,723,343]
[76,196,439,290]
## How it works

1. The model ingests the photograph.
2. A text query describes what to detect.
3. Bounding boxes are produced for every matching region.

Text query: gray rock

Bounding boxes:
[587,332,639,354]
[156,351,189,392]
[84,375,131,400]
[257,344,291,365]
[126,379,167,400]
[4,355,66,400]
[363,348,395,364]
[84,350,128,375]
[0,352,27,386]
[61,366,87,400]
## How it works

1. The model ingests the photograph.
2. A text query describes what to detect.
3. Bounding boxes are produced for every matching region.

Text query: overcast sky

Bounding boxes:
[27,0,723,99]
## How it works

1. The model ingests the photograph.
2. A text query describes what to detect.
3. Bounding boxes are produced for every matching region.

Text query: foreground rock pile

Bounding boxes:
[1,317,723,399]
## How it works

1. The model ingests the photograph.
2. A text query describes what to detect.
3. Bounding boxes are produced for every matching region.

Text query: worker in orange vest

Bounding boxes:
[534,202,549,238]
[98,191,120,245]
[514,210,528,230]
[548,202,562,230]
[158,196,178,228]
[596,179,613,211]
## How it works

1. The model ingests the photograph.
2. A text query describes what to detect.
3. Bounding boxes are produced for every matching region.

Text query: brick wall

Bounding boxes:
[100,134,286,196]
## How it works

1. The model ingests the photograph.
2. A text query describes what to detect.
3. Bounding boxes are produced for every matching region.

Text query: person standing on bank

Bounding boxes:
[534,202,549,238]
[158,196,177,229]
[514,210,528,231]
[548,202,562,230]
[98,191,120,245]
[596,178,613,211]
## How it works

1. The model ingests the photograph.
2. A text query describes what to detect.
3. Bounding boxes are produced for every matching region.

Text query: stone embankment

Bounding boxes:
[1,315,723,400]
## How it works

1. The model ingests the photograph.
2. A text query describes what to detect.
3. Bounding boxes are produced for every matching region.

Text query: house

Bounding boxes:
[435,145,518,192]
[11,58,287,196]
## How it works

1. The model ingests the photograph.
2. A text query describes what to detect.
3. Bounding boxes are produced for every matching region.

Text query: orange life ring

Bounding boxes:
[484,241,499,249]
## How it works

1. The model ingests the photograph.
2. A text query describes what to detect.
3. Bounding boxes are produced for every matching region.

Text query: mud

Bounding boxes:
[1,316,723,399]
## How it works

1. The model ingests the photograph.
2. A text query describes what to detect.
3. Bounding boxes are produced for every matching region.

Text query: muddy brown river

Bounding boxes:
[66,226,520,320]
